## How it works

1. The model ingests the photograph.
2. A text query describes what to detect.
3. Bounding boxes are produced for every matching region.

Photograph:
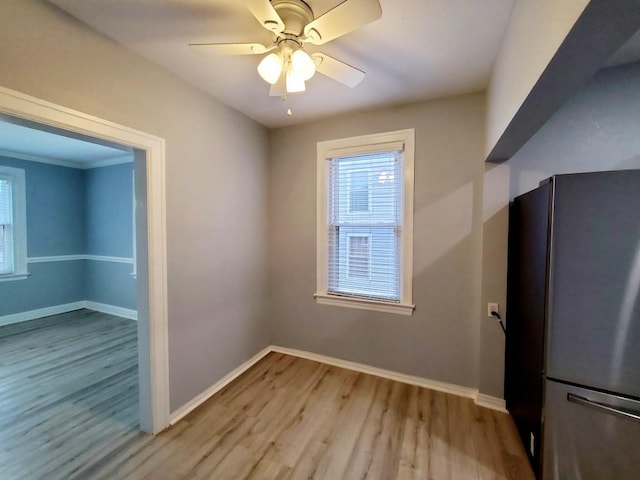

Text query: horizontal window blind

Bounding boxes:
[0,177,14,274]
[327,150,403,301]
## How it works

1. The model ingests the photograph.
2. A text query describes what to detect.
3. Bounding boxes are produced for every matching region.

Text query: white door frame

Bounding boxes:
[0,86,170,434]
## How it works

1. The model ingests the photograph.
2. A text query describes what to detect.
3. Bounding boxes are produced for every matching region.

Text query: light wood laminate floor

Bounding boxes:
[0,311,534,479]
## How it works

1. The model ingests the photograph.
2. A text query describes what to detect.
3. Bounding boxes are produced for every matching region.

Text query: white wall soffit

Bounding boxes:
[486,0,640,162]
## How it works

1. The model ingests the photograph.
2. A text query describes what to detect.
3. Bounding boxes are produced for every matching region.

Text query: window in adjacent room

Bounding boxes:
[315,129,415,315]
[0,166,27,281]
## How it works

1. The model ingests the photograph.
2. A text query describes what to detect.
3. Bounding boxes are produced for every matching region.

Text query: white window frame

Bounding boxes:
[0,165,28,282]
[131,168,137,278]
[315,129,415,315]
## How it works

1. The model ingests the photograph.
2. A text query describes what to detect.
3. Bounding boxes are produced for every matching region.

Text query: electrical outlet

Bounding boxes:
[530,432,535,456]
[488,303,499,317]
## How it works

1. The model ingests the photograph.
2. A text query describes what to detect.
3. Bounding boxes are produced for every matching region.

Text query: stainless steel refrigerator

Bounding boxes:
[506,170,640,479]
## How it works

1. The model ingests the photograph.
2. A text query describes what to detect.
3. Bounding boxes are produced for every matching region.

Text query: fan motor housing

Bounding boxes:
[272,0,314,36]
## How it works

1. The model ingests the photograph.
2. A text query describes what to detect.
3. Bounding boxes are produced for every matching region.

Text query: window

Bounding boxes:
[347,234,371,279]
[315,129,415,315]
[348,170,370,213]
[0,166,27,281]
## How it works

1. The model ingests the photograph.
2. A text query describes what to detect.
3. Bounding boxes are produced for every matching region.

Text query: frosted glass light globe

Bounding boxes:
[286,70,306,93]
[257,53,283,85]
[291,49,316,81]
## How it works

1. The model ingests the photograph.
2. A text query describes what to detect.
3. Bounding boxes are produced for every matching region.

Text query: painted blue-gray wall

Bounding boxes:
[85,163,133,257]
[0,157,136,316]
[84,261,136,309]
[84,163,136,310]
[0,156,85,315]
[0,261,85,315]
[0,155,85,256]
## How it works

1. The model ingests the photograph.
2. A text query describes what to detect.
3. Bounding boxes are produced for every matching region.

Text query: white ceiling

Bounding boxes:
[48,0,516,128]
[0,116,133,168]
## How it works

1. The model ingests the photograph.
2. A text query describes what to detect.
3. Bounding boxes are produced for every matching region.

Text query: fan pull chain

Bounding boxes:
[279,90,292,116]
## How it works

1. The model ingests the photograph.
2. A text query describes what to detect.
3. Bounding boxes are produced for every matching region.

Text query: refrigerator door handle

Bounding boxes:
[567,393,640,424]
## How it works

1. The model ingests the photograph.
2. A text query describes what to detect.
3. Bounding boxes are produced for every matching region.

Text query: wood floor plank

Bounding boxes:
[428,389,452,479]
[0,310,140,480]
[0,312,535,480]
[396,386,432,480]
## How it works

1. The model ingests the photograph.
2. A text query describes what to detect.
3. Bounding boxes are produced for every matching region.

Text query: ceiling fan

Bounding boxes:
[189,0,382,97]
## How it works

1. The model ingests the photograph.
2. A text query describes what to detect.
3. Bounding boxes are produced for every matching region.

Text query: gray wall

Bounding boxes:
[268,94,486,389]
[508,61,640,198]
[0,0,270,411]
[479,61,640,397]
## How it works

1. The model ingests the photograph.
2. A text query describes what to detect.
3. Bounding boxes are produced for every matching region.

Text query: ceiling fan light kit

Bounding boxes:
[257,39,315,92]
[190,0,382,103]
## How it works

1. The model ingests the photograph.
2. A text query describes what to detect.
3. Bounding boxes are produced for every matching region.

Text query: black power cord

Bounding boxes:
[491,311,507,335]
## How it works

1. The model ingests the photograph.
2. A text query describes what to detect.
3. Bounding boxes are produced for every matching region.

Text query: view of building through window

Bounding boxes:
[327,152,401,300]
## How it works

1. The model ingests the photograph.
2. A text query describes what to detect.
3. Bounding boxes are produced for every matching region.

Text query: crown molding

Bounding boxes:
[0,148,132,169]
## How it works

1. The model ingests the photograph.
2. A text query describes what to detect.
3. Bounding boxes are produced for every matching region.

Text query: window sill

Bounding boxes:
[0,272,30,282]
[314,293,415,316]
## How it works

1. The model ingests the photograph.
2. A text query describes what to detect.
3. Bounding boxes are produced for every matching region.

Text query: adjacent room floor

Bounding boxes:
[0,309,140,480]
[0,314,534,479]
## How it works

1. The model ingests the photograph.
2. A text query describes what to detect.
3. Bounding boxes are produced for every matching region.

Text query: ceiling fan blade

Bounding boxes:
[246,0,285,33]
[303,0,382,45]
[188,42,273,56]
[312,53,366,87]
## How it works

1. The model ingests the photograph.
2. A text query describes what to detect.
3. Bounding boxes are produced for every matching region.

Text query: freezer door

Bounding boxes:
[547,170,640,397]
[543,380,640,480]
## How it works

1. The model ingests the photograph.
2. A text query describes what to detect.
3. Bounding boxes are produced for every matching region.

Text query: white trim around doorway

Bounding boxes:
[0,86,170,434]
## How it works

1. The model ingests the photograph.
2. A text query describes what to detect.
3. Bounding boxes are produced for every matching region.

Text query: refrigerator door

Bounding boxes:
[546,170,640,397]
[543,380,640,480]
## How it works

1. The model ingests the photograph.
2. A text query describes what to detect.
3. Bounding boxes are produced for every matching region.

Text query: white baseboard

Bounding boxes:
[168,344,509,424]
[0,301,85,326]
[271,346,507,413]
[270,345,478,399]
[84,301,137,321]
[0,300,138,325]
[475,393,508,412]
[169,346,273,425]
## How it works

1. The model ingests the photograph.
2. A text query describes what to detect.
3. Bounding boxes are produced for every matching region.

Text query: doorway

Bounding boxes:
[0,85,169,434]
